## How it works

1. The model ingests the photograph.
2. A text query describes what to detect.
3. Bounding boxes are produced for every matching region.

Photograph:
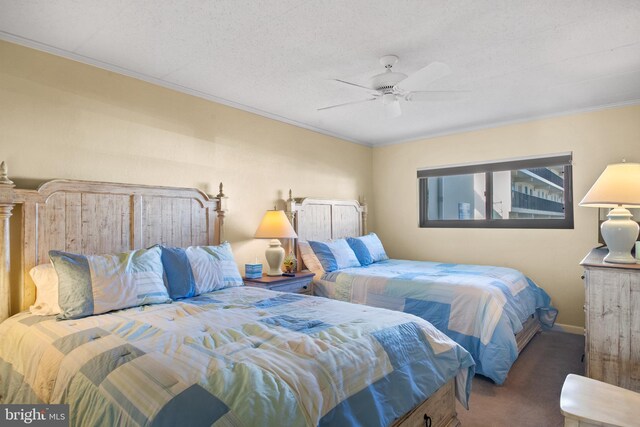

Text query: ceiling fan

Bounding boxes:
[319,55,464,118]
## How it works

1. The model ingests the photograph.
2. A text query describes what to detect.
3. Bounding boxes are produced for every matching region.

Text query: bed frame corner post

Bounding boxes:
[285,189,297,257]
[215,182,228,244]
[360,196,368,235]
[285,189,296,226]
[0,161,16,322]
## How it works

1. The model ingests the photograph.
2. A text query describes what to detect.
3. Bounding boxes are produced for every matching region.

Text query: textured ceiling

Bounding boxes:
[1,1,639,146]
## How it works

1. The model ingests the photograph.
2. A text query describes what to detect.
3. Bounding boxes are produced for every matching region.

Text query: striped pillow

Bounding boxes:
[50,247,170,320]
[347,233,389,266]
[160,242,243,297]
[308,239,361,272]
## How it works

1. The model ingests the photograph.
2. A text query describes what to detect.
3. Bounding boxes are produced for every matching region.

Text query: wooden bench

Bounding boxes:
[560,374,640,427]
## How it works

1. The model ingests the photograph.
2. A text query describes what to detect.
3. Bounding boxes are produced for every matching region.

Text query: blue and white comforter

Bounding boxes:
[316,259,558,384]
[0,286,474,427]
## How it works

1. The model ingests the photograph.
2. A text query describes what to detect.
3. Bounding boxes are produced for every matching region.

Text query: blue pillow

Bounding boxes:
[50,247,169,320]
[308,239,361,272]
[347,233,389,266]
[159,242,243,298]
[159,246,196,299]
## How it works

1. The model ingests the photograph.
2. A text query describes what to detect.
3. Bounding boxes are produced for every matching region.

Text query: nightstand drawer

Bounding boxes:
[270,280,313,295]
[243,271,315,295]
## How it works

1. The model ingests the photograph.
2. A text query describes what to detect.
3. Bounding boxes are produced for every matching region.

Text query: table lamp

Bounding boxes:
[254,210,298,276]
[579,162,640,264]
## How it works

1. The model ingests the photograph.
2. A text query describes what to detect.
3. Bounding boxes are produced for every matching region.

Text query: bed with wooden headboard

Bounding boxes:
[286,191,549,384]
[284,191,368,271]
[0,161,227,321]
[0,164,475,427]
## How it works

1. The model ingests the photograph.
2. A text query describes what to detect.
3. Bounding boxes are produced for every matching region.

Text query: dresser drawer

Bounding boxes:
[391,380,457,427]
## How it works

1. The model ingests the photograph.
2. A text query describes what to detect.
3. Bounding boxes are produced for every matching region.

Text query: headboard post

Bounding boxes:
[285,189,296,225]
[285,189,297,255]
[216,182,228,243]
[360,196,368,235]
[0,161,15,322]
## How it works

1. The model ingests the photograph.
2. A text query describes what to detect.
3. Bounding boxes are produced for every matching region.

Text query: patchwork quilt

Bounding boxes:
[316,259,558,384]
[0,286,474,427]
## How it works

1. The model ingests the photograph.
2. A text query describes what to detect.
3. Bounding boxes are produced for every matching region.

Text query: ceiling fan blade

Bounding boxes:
[331,79,376,92]
[396,62,451,92]
[405,90,469,102]
[318,98,377,111]
[384,99,401,118]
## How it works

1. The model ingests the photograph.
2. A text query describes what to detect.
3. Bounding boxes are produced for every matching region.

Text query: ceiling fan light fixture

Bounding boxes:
[382,93,396,105]
[385,98,402,118]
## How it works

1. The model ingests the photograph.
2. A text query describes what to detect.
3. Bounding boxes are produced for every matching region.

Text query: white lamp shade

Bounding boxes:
[254,210,298,239]
[579,163,640,208]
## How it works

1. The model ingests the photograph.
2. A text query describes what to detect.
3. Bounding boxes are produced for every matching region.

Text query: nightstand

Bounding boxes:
[243,271,315,295]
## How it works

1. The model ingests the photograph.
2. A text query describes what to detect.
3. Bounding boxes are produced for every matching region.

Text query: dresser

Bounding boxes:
[581,248,640,392]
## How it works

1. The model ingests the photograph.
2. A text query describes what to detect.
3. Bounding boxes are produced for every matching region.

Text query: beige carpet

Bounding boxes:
[456,330,584,427]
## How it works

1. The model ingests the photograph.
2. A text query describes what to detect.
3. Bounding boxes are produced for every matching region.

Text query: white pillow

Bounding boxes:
[298,241,325,278]
[29,263,61,315]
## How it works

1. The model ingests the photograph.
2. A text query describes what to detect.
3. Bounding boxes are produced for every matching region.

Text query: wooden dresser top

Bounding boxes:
[580,247,640,270]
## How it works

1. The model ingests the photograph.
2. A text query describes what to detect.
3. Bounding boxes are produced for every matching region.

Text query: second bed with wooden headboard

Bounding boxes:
[286,192,558,385]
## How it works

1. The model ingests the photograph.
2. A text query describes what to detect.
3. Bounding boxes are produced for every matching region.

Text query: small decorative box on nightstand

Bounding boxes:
[244,263,262,279]
[243,271,314,295]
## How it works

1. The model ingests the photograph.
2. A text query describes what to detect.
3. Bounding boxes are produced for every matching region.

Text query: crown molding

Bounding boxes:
[375,99,640,147]
[0,32,371,147]
[3,32,639,150]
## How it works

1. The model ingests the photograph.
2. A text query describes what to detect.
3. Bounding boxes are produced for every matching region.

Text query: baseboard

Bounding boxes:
[551,323,584,335]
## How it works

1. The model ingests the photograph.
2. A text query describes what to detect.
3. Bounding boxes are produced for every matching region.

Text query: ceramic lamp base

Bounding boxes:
[601,207,639,264]
[265,239,285,276]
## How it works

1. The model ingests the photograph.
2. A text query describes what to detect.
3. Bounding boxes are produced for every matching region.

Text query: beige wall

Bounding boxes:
[372,105,640,328]
[4,40,639,329]
[0,41,373,270]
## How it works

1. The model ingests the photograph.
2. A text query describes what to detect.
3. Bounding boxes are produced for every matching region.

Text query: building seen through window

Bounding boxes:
[418,154,573,229]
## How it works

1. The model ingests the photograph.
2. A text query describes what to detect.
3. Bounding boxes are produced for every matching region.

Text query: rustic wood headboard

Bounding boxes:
[0,161,227,321]
[284,191,366,269]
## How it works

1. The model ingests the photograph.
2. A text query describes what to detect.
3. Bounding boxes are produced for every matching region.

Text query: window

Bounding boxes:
[418,154,573,229]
